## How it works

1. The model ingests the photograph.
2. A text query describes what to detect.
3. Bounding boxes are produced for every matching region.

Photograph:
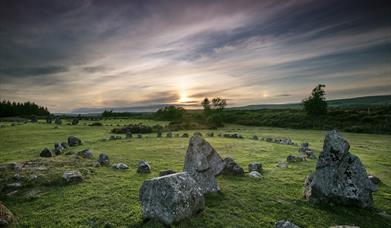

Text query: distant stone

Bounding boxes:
[55,116,62,125]
[40,148,52,157]
[156,129,162,138]
[109,135,121,140]
[275,220,300,228]
[265,137,273,142]
[137,160,151,173]
[126,130,132,138]
[249,171,262,178]
[112,163,129,169]
[181,133,189,138]
[159,170,176,177]
[206,132,214,137]
[137,134,142,138]
[0,202,15,226]
[183,135,224,194]
[63,171,83,184]
[252,135,259,140]
[77,149,93,159]
[61,142,69,149]
[329,226,360,228]
[222,157,244,176]
[98,153,110,165]
[71,118,79,125]
[304,130,375,208]
[248,163,262,173]
[287,155,306,163]
[299,143,316,159]
[68,136,82,146]
[368,175,381,185]
[46,116,52,123]
[30,115,37,123]
[54,143,64,155]
[166,132,173,138]
[193,132,203,137]
[139,172,204,225]
[277,162,288,169]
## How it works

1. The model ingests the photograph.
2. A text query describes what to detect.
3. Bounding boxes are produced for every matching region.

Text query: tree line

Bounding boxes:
[0,100,50,117]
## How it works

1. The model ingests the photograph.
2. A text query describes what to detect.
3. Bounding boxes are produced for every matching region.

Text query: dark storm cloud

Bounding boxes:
[0,0,390,112]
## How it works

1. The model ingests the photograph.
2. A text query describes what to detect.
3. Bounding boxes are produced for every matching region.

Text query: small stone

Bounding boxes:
[137,160,151,173]
[248,163,263,173]
[40,148,52,157]
[275,220,300,228]
[98,153,110,165]
[112,163,129,169]
[265,137,273,142]
[166,132,173,138]
[63,171,83,184]
[249,171,262,178]
[206,132,214,137]
[287,155,306,163]
[222,157,244,176]
[137,134,142,138]
[68,136,82,146]
[77,149,93,159]
[181,133,189,138]
[252,135,259,140]
[61,142,69,149]
[277,162,288,169]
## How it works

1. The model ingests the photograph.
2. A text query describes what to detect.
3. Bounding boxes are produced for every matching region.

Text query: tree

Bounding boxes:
[303,84,327,116]
[211,97,227,111]
[201,98,211,115]
[155,106,185,121]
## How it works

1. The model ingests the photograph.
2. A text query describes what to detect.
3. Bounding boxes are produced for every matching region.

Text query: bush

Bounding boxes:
[111,123,153,134]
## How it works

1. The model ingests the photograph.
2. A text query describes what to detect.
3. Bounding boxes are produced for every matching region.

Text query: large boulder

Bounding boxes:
[139,172,204,225]
[0,202,15,226]
[304,130,375,208]
[68,136,82,147]
[222,157,244,176]
[183,135,224,193]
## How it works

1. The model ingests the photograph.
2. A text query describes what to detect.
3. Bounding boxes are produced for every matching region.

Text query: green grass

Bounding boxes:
[0,120,390,227]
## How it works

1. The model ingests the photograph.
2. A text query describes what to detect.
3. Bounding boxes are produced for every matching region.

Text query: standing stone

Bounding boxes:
[252,135,259,140]
[183,135,224,194]
[30,115,37,123]
[71,118,79,125]
[139,172,204,225]
[40,148,52,157]
[126,130,132,139]
[156,129,162,138]
[137,160,151,173]
[68,136,82,146]
[248,163,263,173]
[98,153,110,165]
[0,202,15,226]
[55,116,62,125]
[166,132,172,138]
[46,116,52,123]
[304,130,375,208]
[222,157,244,176]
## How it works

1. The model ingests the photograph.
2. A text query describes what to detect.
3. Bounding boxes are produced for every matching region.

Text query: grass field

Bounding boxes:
[0,119,390,227]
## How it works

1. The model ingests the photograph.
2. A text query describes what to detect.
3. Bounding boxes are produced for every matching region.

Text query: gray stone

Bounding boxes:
[40,148,52,157]
[183,135,224,194]
[156,129,162,138]
[0,202,15,226]
[248,163,262,173]
[181,133,189,138]
[249,171,262,178]
[71,118,79,125]
[54,116,62,125]
[137,160,151,173]
[265,137,273,142]
[61,142,69,149]
[166,132,173,138]
[126,130,132,138]
[139,172,204,225]
[277,162,288,169]
[63,171,83,183]
[68,136,82,146]
[193,132,203,137]
[77,149,93,159]
[137,134,142,138]
[222,157,244,176]
[252,135,259,140]
[54,143,64,155]
[112,163,129,169]
[329,226,360,228]
[304,130,375,208]
[159,170,176,177]
[275,220,300,228]
[287,155,306,163]
[98,153,110,165]
[206,132,214,137]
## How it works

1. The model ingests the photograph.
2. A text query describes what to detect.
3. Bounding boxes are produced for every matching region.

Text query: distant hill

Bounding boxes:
[230,95,391,110]
[71,95,391,114]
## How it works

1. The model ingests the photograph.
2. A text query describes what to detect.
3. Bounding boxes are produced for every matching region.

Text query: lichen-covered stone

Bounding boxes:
[68,136,82,146]
[137,160,151,173]
[304,130,375,208]
[139,172,204,225]
[222,157,244,176]
[183,135,224,193]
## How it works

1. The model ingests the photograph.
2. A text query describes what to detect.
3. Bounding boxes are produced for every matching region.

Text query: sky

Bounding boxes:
[0,0,390,113]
